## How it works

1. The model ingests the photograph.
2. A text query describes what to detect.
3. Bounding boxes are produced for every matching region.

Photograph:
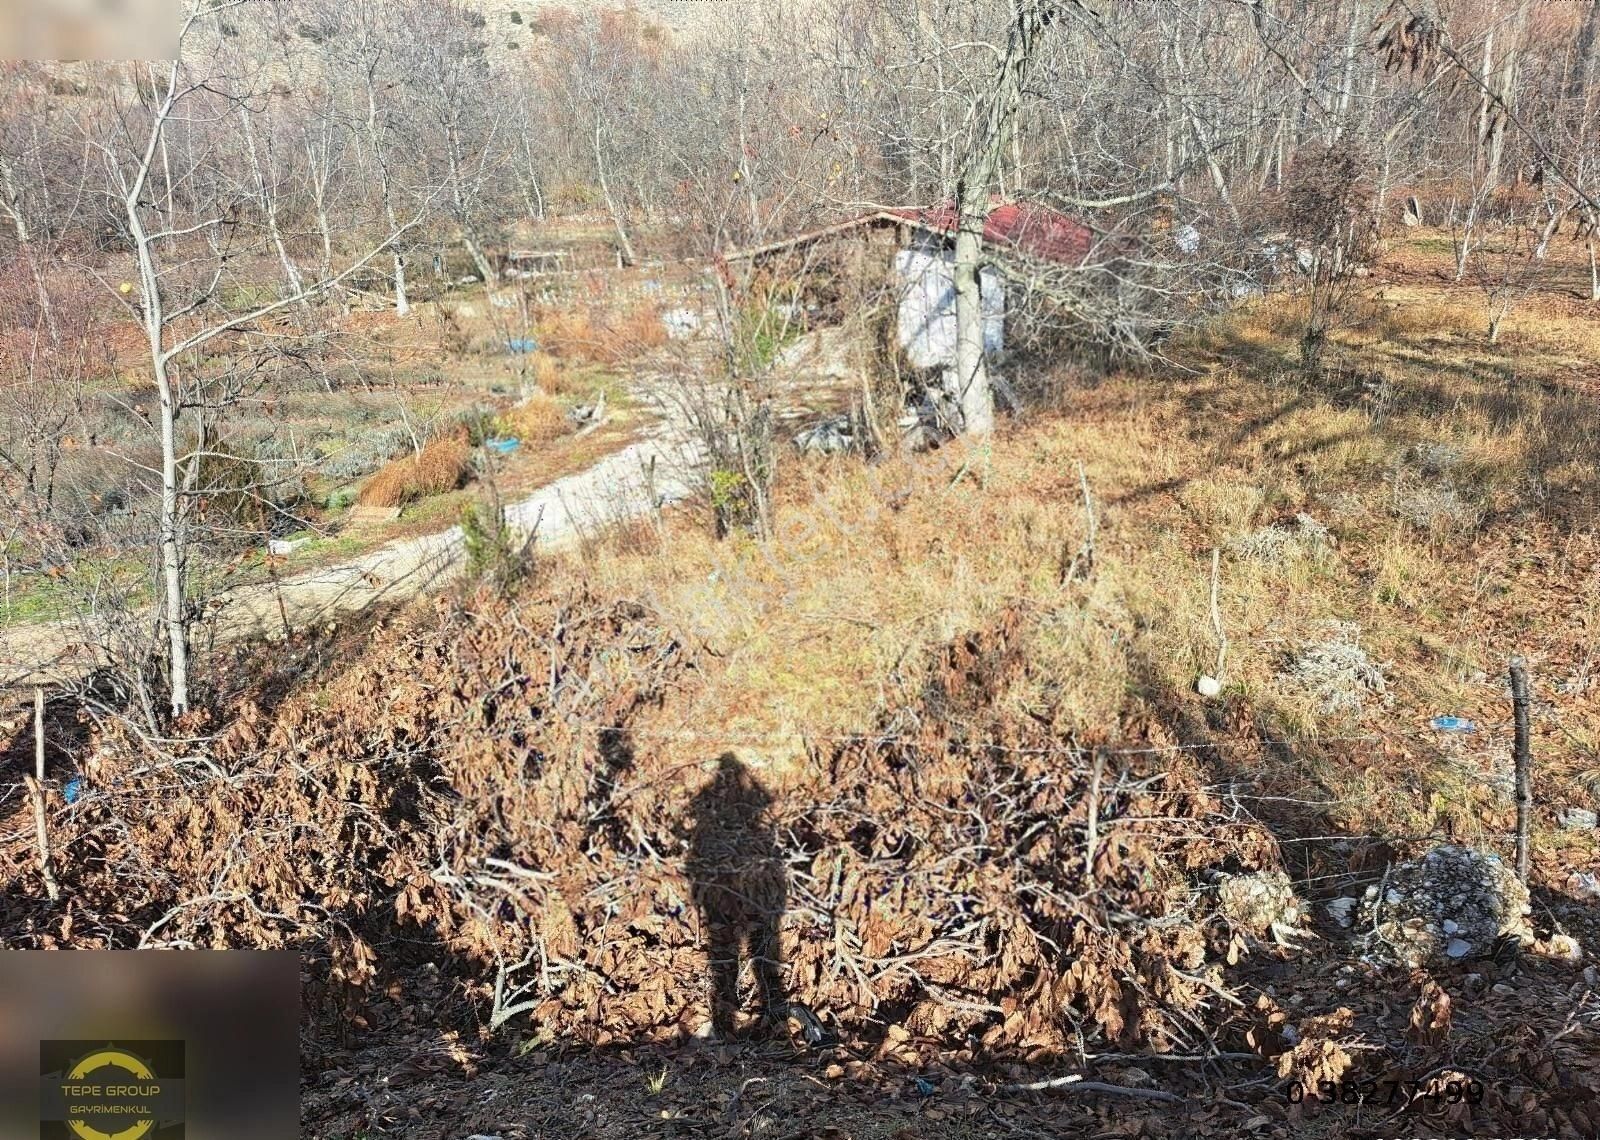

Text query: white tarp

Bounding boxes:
[894,247,1004,369]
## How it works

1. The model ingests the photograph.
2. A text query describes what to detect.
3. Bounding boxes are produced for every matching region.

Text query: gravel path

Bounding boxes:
[1,390,703,688]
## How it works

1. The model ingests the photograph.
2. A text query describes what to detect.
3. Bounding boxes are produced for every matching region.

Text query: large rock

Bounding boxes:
[1217,870,1305,945]
[1359,845,1531,968]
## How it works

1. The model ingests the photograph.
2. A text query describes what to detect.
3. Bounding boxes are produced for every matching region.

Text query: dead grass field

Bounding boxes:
[553,236,1598,868]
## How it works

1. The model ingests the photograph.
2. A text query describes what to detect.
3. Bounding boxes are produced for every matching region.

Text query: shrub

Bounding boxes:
[1280,141,1377,375]
[1278,622,1390,716]
[530,351,563,393]
[459,498,531,592]
[595,303,667,364]
[356,435,471,508]
[535,302,666,366]
[533,306,596,359]
[316,425,412,481]
[495,393,569,443]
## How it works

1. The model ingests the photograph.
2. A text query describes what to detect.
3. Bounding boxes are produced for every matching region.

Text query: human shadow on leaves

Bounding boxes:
[685,752,788,1039]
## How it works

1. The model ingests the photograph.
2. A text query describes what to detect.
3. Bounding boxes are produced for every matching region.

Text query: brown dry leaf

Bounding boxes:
[1407,979,1453,1046]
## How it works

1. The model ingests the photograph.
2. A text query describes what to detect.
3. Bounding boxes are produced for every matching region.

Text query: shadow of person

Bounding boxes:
[686,752,787,1040]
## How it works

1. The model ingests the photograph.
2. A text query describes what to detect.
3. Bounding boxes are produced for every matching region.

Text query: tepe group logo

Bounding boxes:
[39,1041,186,1140]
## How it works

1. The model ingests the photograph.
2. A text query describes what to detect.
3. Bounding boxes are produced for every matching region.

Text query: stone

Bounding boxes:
[1358,845,1532,969]
[1569,871,1600,900]
[1217,870,1304,944]
[1326,897,1359,928]
[1557,806,1598,830]
[794,416,856,456]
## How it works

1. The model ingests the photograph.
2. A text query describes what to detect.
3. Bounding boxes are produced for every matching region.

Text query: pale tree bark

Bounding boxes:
[348,6,412,315]
[120,57,192,716]
[238,101,307,304]
[1572,0,1600,104]
[110,9,432,718]
[303,121,337,282]
[594,122,637,267]
[0,140,59,342]
[952,0,1052,438]
[1485,1,1533,190]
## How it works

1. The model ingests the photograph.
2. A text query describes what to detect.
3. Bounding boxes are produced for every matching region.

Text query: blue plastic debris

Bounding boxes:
[912,1077,937,1097]
[505,336,539,355]
[1430,716,1476,733]
[485,438,521,455]
[63,778,83,804]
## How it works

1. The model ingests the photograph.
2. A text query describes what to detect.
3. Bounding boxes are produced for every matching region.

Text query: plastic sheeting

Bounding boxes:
[894,246,1004,369]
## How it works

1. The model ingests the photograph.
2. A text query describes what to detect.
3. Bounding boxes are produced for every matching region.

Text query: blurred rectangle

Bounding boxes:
[0,0,178,62]
[0,951,299,1140]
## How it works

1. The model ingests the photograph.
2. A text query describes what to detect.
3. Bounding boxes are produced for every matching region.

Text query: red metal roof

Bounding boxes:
[887,200,1095,263]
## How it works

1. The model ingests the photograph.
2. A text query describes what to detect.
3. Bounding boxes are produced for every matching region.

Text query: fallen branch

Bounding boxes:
[1002,1073,1185,1103]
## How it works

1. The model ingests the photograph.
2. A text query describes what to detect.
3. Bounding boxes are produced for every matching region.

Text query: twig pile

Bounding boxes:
[2,593,1286,1057]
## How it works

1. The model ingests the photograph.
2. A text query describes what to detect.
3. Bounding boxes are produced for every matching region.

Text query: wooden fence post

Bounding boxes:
[26,686,59,902]
[1509,656,1532,885]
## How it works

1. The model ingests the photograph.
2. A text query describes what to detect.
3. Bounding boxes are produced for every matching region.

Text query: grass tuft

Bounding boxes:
[356,434,472,508]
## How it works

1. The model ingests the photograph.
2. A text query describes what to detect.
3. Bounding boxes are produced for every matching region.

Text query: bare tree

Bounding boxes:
[99,2,428,716]
[951,0,1053,438]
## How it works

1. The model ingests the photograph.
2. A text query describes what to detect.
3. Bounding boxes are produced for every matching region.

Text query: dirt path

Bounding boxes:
[0,384,703,689]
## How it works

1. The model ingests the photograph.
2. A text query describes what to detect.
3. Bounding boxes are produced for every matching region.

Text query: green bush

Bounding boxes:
[460,498,530,592]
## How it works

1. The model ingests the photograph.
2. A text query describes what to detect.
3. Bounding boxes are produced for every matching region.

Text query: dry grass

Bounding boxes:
[497,393,569,444]
[534,301,667,366]
[356,434,473,508]
[554,244,1600,870]
[530,351,564,393]
[534,306,596,360]
[596,303,668,362]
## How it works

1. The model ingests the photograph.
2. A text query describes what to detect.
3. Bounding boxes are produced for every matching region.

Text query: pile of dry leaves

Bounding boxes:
[1,592,1289,1063]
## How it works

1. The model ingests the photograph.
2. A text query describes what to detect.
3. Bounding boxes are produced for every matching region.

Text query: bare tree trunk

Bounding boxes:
[1333,0,1364,140]
[0,153,58,342]
[302,122,336,281]
[1486,2,1532,191]
[952,0,1051,439]
[239,103,307,305]
[595,123,636,267]
[362,64,410,315]
[1171,27,1241,226]
[122,65,192,718]
[1476,28,1495,177]
[443,124,497,286]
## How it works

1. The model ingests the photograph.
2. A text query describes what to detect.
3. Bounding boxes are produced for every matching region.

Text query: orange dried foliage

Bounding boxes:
[356,434,471,507]
[4,601,1280,1058]
[501,393,569,443]
[535,302,665,366]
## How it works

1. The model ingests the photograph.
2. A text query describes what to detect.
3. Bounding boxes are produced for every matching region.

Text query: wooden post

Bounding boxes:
[26,687,59,902]
[1084,748,1104,886]
[34,686,43,783]
[1509,656,1532,884]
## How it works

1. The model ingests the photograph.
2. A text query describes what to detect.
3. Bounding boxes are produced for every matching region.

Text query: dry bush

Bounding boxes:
[356,434,471,507]
[2,593,1285,1062]
[497,393,569,443]
[1374,297,1478,341]
[534,302,665,366]
[533,306,596,360]
[530,351,564,393]
[596,302,667,363]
